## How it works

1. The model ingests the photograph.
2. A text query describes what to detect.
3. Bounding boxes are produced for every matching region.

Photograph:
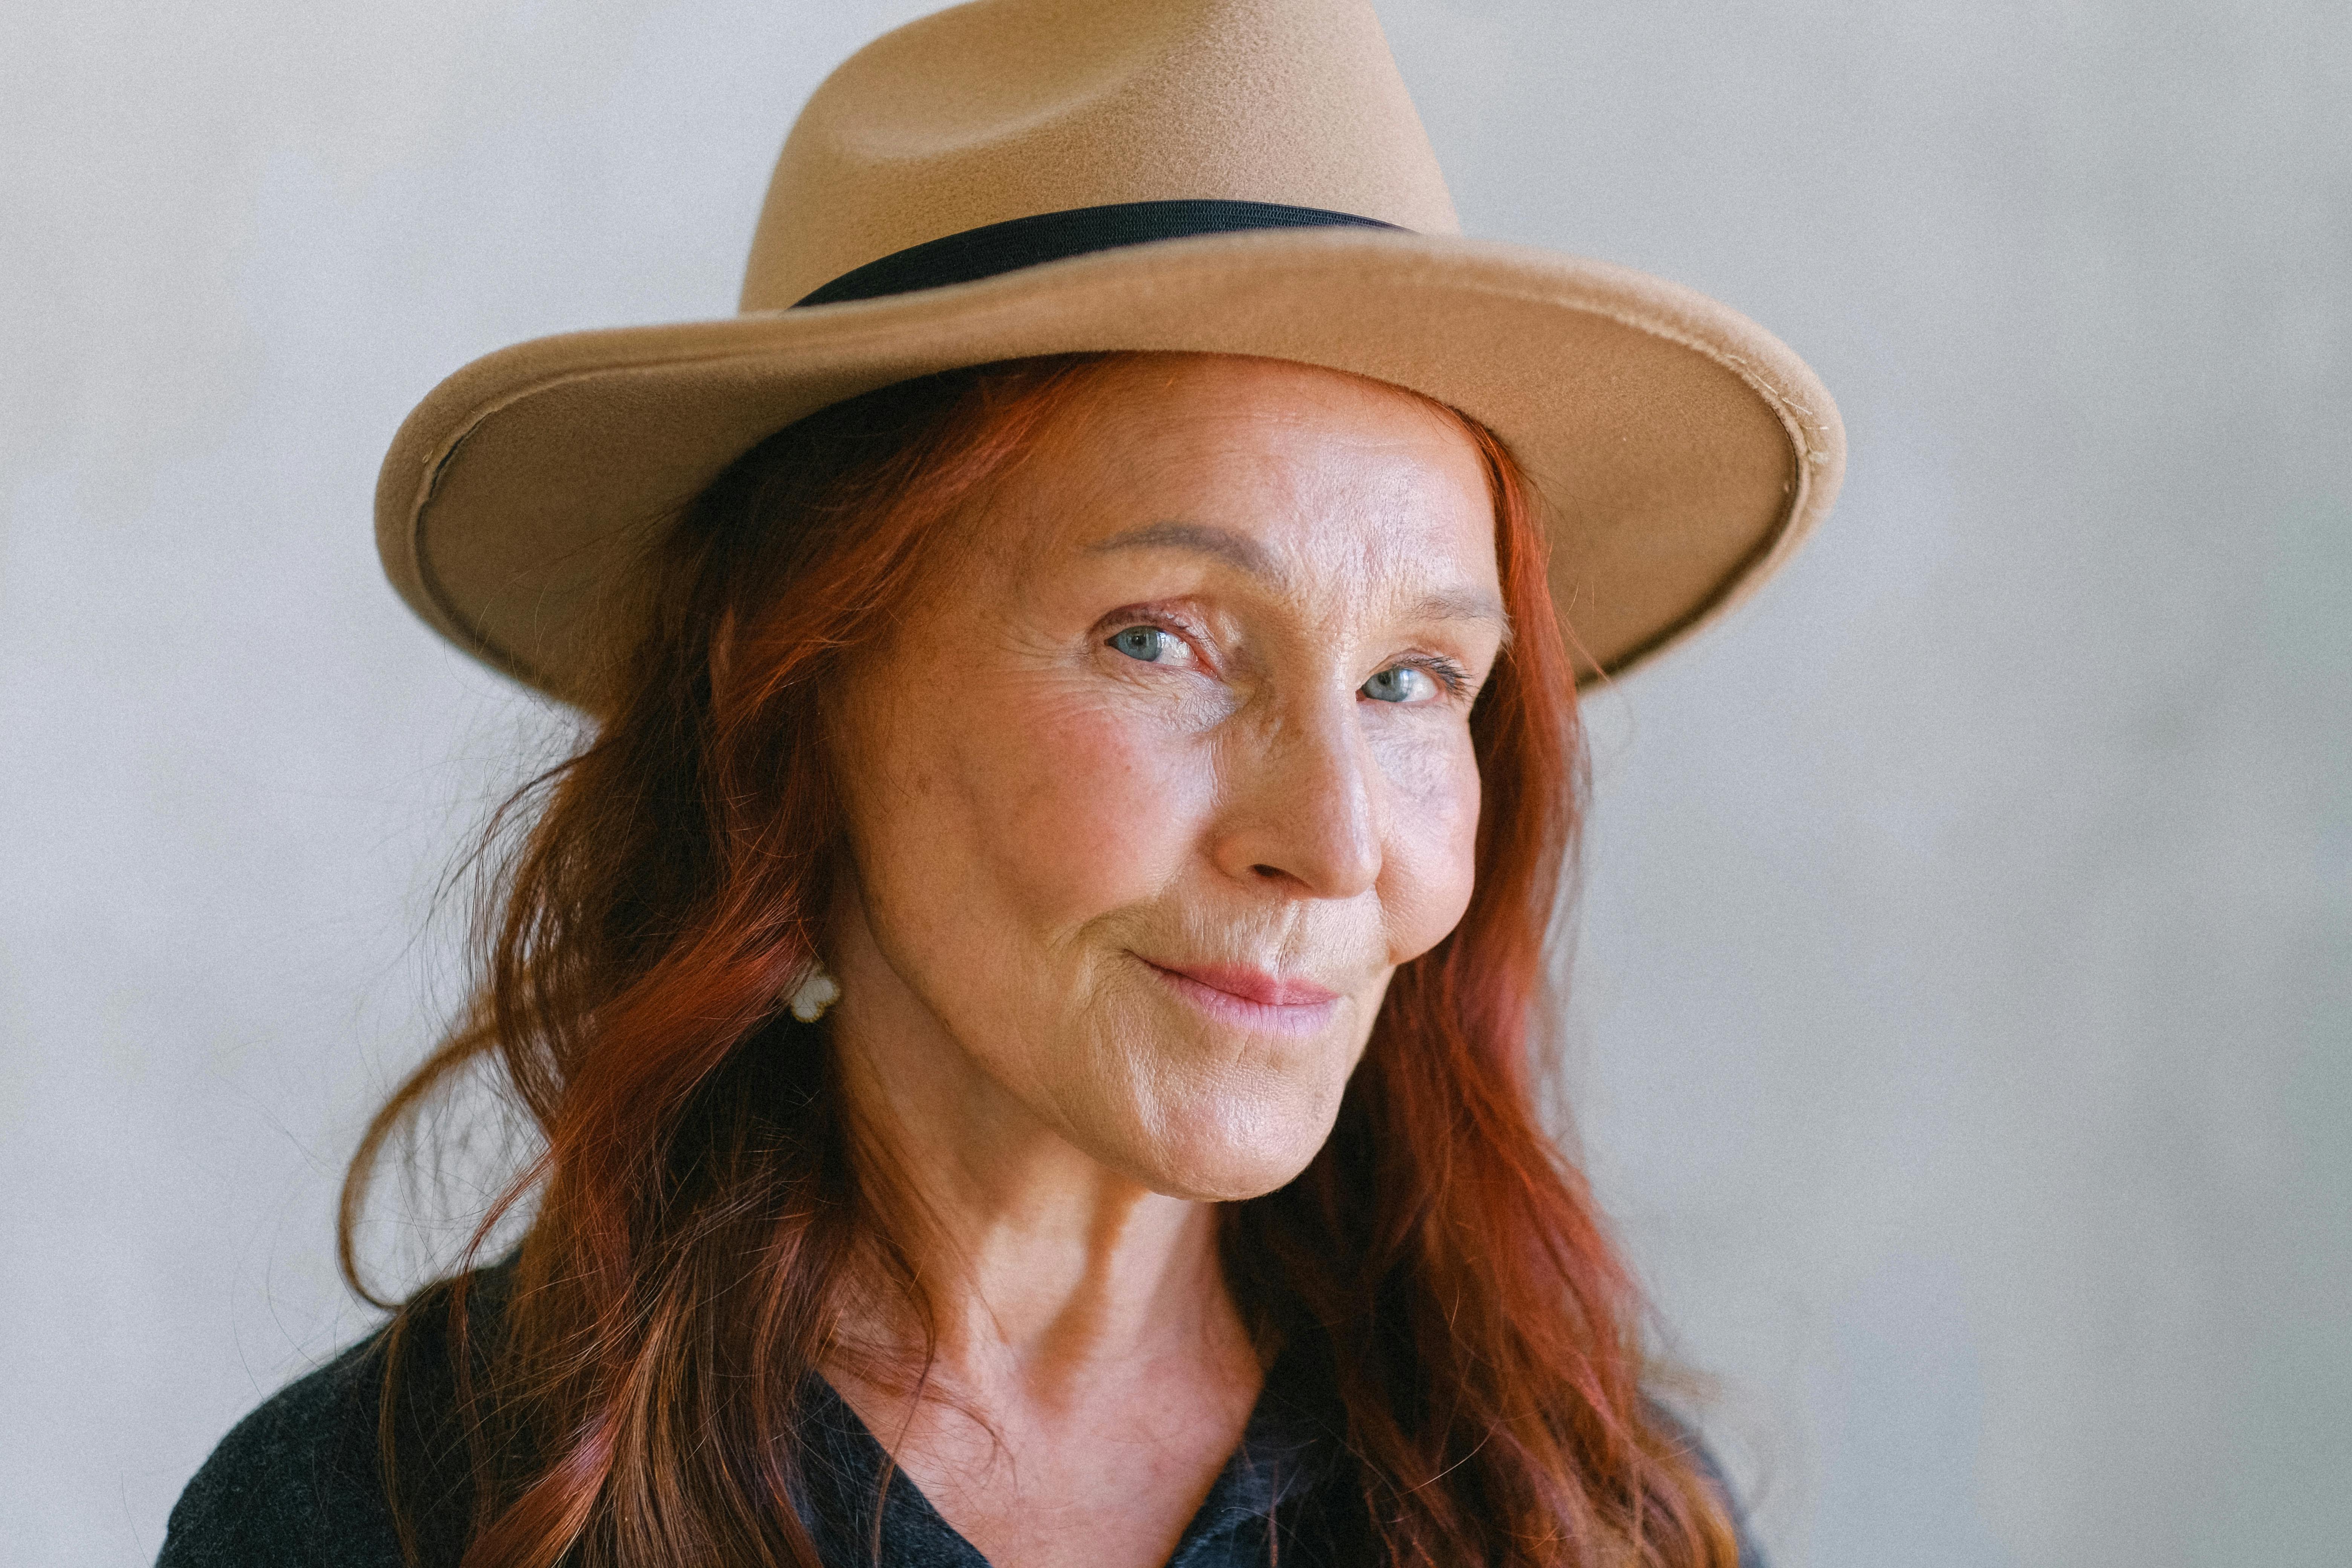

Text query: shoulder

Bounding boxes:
[158,1265,506,1568]
[158,1333,404,1568]
[1649,1401,1770,1568]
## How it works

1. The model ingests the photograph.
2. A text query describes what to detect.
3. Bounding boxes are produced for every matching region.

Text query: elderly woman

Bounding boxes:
[161,2,1841,1566]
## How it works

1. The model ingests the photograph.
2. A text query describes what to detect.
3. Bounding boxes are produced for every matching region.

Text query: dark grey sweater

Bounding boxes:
[159,1271,1763,1566]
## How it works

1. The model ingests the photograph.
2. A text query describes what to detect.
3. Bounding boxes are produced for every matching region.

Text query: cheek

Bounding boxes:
[1374,729,1485,965]
[948,683,1214,927]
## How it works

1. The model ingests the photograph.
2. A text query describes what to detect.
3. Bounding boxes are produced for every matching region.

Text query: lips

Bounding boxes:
[1141,959,1341,1009]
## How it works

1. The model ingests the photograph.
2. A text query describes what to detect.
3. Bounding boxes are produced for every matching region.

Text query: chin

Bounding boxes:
[1122,1084,1346,1203]
[1058,975,1372,1201]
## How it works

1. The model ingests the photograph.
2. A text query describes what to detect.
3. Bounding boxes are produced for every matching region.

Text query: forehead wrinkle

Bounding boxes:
[1085,520,1291,590]
[1039,392,1499,635]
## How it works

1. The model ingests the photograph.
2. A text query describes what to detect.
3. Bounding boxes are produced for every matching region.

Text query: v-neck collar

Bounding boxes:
[792,1361,1335,1568]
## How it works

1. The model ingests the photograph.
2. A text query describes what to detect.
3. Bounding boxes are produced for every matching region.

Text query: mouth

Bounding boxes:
[1138,957,1343,1036]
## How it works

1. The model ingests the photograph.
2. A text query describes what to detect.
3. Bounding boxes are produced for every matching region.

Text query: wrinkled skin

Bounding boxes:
[828,353,1505,1202]
[821,354,1505,1568]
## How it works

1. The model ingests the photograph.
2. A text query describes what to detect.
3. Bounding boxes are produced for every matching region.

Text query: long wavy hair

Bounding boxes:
[342,352,1740,1568]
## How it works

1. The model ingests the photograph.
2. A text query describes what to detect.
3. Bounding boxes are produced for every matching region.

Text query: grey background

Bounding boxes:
[3,1,2345,1562]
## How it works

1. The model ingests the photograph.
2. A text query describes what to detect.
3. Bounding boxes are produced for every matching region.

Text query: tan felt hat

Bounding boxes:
[376,0,1845,705]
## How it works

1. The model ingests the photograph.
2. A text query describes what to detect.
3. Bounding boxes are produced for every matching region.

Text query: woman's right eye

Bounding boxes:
[1107,625,1174,663]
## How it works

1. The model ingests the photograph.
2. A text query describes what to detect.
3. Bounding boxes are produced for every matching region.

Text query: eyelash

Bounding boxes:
[1099,609,1472,701]
[1395,653,1473,698]
[1099,608,1206,662]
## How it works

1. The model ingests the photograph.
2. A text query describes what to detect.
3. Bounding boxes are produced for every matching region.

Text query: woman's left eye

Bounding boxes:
[1360,665,1438,704]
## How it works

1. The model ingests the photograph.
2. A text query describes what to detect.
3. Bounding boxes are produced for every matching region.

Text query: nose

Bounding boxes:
[1211,687,1384,900]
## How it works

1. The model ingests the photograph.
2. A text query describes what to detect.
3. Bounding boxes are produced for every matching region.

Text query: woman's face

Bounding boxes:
[827,355,1508,1202]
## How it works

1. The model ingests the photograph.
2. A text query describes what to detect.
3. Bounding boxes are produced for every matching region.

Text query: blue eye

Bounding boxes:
[1109,625,1172,662]
[1361,665,1435,703]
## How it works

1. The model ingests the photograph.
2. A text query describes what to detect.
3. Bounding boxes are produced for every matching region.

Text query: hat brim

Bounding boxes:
[377,225,1842,704]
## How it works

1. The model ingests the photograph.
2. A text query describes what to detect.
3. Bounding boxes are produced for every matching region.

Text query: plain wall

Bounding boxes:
[3,2,2346,1562]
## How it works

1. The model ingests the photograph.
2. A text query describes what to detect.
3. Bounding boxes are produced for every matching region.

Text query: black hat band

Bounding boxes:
[793,199,1402,308]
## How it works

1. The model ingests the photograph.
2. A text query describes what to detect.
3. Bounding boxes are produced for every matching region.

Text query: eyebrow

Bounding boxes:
[1087,521,1277,578]
[1088,519,1511,639]
[1413,588,1514,643]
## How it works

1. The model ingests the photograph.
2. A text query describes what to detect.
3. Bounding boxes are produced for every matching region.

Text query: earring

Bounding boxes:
[789,963,841,1023]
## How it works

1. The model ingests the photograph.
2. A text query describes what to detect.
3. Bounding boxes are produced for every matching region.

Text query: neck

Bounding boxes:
[820,906,1257,1412]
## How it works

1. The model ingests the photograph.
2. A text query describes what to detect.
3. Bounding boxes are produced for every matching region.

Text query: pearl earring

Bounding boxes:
[788,964,840,1023]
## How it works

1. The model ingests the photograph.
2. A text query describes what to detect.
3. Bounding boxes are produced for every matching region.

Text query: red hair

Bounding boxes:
[343,353,1739,1567]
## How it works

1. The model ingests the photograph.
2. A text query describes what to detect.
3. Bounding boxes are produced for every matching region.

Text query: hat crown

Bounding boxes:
[741,0,1460,311]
